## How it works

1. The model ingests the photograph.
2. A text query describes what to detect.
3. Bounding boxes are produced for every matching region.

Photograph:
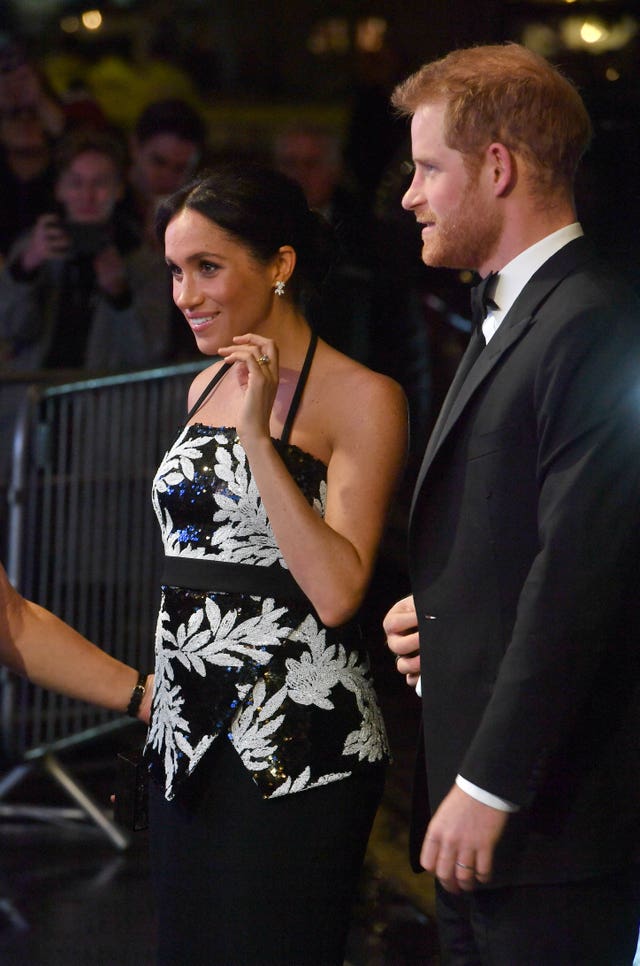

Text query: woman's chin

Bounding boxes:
[191,331,222,356]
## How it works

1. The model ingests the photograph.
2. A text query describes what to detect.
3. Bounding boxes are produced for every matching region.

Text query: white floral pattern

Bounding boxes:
[210,436,287,567]
[147,424,390,800]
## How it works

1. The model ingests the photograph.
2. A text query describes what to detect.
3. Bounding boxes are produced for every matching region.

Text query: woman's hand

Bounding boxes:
[20,214,70,272]
[137,673,154,725]
[217,333,279,445]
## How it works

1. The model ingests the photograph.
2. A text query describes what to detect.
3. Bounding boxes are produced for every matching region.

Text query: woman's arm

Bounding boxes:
[0,564,152,723]
[218,335,408,626]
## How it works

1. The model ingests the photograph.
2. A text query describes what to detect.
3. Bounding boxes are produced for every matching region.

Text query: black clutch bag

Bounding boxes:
[113,747,149,831]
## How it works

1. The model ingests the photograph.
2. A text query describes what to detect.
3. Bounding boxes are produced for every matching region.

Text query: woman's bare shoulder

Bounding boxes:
[314,340,406,412]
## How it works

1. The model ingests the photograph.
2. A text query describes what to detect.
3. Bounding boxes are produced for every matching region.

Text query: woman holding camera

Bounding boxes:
[0,127,169,373]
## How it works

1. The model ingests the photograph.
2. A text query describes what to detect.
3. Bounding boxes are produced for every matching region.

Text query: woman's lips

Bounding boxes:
[187,315,216,331]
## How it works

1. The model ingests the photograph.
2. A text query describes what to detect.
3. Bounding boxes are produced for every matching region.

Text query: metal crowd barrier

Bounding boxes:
[0,361,207,848]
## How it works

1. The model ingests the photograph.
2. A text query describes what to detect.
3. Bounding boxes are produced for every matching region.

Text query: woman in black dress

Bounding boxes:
[146,162,407,965]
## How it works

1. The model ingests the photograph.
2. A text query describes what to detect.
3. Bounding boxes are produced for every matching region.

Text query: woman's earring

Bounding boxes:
[274,281,286,296]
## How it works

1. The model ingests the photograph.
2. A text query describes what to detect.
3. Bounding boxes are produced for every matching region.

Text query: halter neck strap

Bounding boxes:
[280,330,318,445]
[184,329,318,437]
[185,360,231,424]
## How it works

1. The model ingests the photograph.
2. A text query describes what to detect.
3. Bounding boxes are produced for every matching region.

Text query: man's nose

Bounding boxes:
[401,174,421,211]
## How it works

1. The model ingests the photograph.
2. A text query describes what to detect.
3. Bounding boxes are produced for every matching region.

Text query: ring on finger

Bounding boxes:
[455,861,475,872]
[257,354,270,366]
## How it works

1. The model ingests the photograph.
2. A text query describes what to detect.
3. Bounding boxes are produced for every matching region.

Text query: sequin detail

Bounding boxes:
[147,425,389,800]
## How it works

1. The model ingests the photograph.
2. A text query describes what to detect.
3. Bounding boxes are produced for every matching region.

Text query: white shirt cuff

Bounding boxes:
[456,774,520,812]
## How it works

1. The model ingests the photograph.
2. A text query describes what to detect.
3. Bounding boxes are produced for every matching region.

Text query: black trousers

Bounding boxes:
[435,865,640,966]
[149,738,385,966]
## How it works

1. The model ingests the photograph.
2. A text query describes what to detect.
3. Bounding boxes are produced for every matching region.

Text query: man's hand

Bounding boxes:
[383,594,421,687]
[420,784,509,894]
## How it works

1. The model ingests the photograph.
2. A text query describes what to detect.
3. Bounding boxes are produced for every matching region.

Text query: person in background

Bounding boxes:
[126,97,206,247]
[146,161,407,964]
[0,127,172,539]
[273,122,352,220]
[273,120,430,453]
[0,126,170,373]
[0,36,67,261]
[125,97,207,361]
[0,561,152,724]
[383,43,640,965]
[272,121,377,365]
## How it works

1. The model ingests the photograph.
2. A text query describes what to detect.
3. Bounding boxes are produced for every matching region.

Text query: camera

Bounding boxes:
[63,221,113,257]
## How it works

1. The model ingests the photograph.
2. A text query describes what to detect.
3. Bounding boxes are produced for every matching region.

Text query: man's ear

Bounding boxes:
[486,142,513,197]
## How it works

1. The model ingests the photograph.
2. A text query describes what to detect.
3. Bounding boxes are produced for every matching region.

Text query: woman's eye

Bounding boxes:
[200,261,218,275]
[169,265,183,279]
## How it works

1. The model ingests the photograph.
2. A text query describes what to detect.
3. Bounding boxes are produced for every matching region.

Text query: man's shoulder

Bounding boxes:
[530,239,639,325]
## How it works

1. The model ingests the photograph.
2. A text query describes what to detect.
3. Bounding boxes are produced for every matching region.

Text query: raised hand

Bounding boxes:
[20,214,70,272]
[217,333,279,446]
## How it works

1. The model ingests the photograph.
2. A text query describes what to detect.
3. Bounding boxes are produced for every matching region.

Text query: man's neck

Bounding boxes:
[479,198,577,277]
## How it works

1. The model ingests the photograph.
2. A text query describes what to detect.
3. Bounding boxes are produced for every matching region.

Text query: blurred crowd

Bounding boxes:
[0,31,474,404]
[0,31,476,578]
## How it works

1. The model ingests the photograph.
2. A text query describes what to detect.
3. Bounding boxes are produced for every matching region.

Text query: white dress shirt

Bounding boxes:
[482,223,584,344]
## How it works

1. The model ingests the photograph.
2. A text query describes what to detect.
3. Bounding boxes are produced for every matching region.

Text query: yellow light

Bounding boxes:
[606,67,620,81]
[580,21,605,44]
[82,9,103,31]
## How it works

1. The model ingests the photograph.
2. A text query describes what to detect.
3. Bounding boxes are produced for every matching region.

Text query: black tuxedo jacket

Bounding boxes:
[408,236,640,886]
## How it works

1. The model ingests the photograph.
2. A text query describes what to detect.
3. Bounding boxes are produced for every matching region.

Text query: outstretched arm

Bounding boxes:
[0,564,152,723]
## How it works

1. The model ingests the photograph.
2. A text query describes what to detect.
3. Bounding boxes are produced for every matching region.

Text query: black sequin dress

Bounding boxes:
[146,333,389,965]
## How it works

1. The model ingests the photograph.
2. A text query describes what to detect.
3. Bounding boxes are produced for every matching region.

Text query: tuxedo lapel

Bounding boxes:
[410,236,596,519]
[423,327,484,460]
[410,313,533,517]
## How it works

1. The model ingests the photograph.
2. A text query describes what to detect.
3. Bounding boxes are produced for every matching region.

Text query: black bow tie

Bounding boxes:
[470,272,498,329]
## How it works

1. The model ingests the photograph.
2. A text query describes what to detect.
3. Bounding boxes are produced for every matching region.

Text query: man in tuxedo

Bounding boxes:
[383,43,640,963]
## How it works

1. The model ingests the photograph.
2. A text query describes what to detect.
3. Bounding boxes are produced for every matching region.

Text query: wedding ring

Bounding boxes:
[257,355,270,366]
[455,861,476,872]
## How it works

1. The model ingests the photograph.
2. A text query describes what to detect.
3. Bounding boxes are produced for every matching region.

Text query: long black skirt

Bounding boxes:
[149,738,385,966]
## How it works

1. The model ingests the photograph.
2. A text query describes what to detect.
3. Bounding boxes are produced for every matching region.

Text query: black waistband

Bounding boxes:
[161,556,310,606]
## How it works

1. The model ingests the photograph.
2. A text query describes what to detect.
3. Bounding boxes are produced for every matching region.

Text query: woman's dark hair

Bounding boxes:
[155,160,335,303]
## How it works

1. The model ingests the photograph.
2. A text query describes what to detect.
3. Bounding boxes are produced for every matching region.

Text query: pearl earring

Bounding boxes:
[274,281,286,296]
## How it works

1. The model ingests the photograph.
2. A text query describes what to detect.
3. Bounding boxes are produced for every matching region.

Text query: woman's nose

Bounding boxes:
[175,275,203,309]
